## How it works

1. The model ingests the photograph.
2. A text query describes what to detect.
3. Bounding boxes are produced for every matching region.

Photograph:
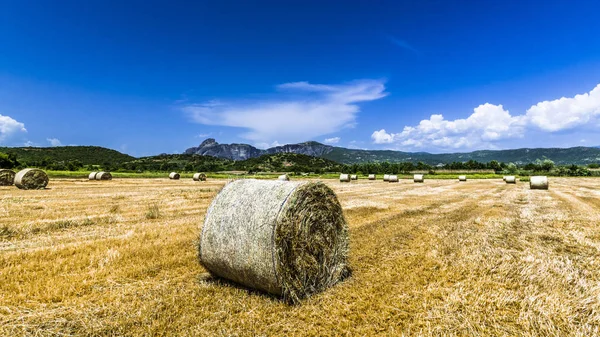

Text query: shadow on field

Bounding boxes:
[196,272,283,303]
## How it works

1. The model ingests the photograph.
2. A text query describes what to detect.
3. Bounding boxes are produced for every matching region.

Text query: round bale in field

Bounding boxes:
[199,179,350,304]
[414,174,424,183]
[368,174,376,180]
[95,172,112,180]
[388,175,399,182]
[530,176,548,190]
[14,168,48,190]
[0,169,16,186]
[88,172,98,180]
[339,174,350,182]
[383,174,390,182]
[193,173,207,181]
[458,175,467,182]
[505,176,516,184]
[169,172,180,180]
[278,174,290,181]
[350,174,358,181]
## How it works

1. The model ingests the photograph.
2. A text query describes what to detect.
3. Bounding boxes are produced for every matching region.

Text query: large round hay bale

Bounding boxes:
[505,176,516,184]
[383,174,390,182]
[458,175,467,182]
[0,169,16,186]
[339,174,350,182]
[95,172,112,180]
[350,174,358,181]
[368,174,376,180]
[193,173,207,181]
[414,174,424,183]
[388,175,399,182]
[278,174,290,181]
[530,176,548,190]
[14,168,48,190]
[88,172,98,180]
[169,172,180,180]
[199,179,349,303]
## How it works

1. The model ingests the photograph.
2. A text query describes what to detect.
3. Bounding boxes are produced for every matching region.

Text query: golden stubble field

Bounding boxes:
[1,177,600,336]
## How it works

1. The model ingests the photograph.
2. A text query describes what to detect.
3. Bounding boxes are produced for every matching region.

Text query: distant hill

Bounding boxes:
[0,146,135,165]
[185,139,600,165]
[127,152,341,173]
[184,138,332,160]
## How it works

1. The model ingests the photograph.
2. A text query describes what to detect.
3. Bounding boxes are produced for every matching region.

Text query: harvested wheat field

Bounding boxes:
[1,178,600,336]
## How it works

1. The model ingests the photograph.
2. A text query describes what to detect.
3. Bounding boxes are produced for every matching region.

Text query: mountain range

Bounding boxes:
[185,138,600,165]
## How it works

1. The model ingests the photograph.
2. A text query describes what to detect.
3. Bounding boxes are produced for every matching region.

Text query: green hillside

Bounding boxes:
[323,146,600,165]
[0,146,135,166]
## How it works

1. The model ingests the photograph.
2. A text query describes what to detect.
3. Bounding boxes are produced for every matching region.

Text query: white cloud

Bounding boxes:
[47,138,63,147]
[373,84,600,151]
[182,79,387,144]
[324,137,340,144]
[0,114,27,142]
[525,84,600,132]
[371,129,394,144]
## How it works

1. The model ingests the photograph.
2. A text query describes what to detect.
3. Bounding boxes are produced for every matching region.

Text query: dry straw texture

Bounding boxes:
[388,175,399,182]
[2,178,600,335]
[368,174,376,180]
[0,169,16,186]
[193,173,207,181]
[530,176,549,190]
[169,172,180,180]
[95,172,112,180]
[199,179,349,304]
[505,176,517,184]
[88,172,98,180]
[458,175,467,182]
[14,168,48,190]
[350,175,358,180]
[278,174,290,181]
[383,174,390,182]
[339,174,350,182]
[414,174,424,183]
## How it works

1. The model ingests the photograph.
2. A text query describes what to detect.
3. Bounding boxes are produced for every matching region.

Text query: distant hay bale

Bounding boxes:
[350,174,358,180]
[88,172,98,180]
[95,172,112,180]
[0,169,16,186]
[458,175,467,182]
[339,174,350,182]
[383,174,390,182]
[368,174,376,180]
[169,172,180,180]
[193,173,207,181]
[530,176,548,190]
[199,179,349,304]
[414,174,424,183]
[505,176,516,184]
[388,175,399,182]
[14,168,48,190]
[278,174,290,181]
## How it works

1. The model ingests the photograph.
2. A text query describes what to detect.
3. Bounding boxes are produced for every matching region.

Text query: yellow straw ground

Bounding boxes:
[1,178,599,336]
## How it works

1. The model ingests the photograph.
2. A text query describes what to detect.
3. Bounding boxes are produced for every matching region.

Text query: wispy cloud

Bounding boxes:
[388,36,419,54]
[182,79,388,145]
[324,137,341,144]
[372,83,600,151]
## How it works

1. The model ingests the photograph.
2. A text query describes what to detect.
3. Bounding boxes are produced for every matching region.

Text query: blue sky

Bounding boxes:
[1,0,600,156]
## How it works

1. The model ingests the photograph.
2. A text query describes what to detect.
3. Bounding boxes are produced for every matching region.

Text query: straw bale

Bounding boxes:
[199,179,349,303]
[14,168,48,190]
